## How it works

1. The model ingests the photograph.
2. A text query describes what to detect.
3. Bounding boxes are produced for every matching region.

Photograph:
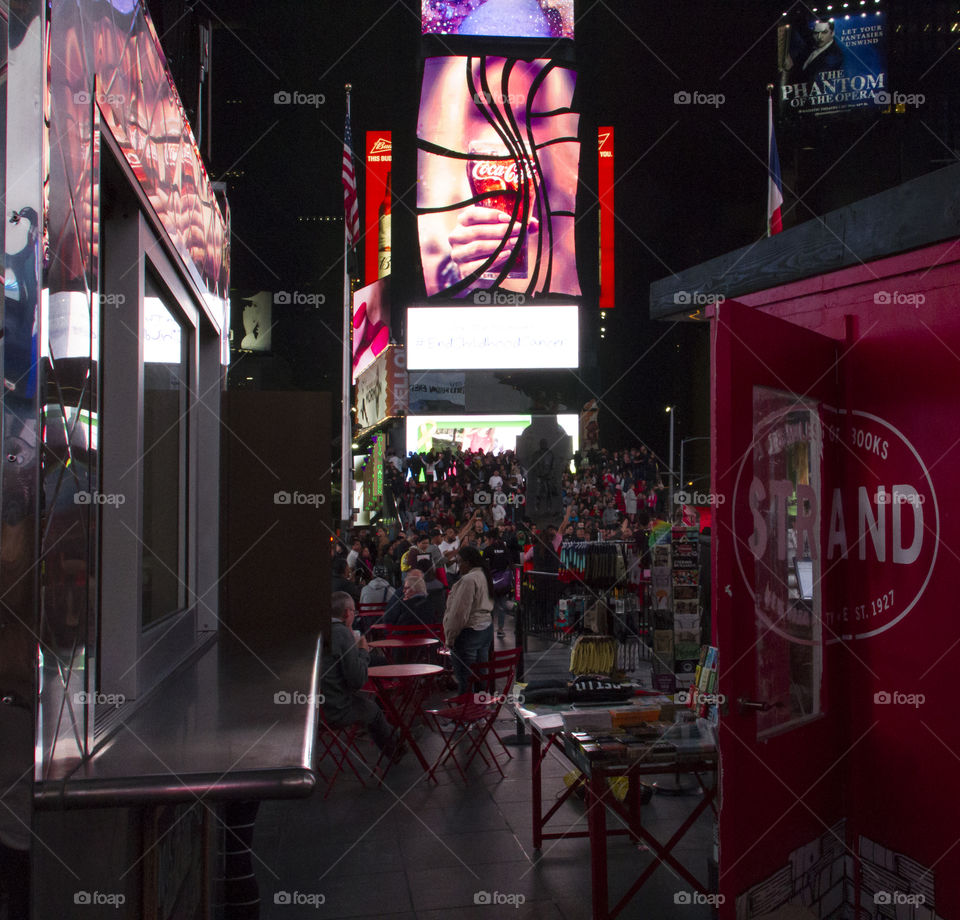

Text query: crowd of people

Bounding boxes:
[335,443,677,591]
[322,442,687,758]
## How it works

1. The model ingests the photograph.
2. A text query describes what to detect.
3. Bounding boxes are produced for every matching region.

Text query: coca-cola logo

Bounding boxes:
[471,159,519,186]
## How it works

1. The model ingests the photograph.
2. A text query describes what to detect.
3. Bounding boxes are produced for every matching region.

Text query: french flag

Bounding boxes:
[767,94,783,236]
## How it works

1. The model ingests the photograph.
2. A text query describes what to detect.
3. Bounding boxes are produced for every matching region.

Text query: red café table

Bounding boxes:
[367,663,444,774]
[368,636,439,664]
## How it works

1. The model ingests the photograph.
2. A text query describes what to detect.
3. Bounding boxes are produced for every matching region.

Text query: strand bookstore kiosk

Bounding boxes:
[652,162,960,919]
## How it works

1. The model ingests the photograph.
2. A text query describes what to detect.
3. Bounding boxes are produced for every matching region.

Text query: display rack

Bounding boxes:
[648,527,704,692]
[518,541,652,675]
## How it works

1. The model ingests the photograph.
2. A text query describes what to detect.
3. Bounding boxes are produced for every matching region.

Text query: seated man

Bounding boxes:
[384,571,436,627]
[360,564,396,608]
[331,556,362,606]
[321,592,404,761]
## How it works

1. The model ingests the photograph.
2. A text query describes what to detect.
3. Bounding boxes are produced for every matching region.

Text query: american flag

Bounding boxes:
[342,97,361,250]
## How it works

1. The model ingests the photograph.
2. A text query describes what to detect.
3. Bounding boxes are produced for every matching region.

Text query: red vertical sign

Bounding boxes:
[364,131,392,285]
[598,127,615,310]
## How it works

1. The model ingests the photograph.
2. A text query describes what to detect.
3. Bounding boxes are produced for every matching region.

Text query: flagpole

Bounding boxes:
[341,83,353,525]
[766,85,773,238]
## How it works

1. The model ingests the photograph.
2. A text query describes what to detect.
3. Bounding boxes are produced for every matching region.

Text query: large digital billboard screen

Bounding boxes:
[352,276,391,383]
[778,12,886,117]
[417,56,580,299]
[422,0,574,39]
[407,414,578,455]
[406,304,579,369]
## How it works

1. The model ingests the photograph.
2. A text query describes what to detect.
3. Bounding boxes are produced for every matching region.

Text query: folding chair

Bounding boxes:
[356,602,386,627]
[423,647,521,783]
[315,706,377,798]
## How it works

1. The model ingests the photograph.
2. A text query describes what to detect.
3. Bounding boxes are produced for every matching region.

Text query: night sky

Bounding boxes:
[147,0,957,479]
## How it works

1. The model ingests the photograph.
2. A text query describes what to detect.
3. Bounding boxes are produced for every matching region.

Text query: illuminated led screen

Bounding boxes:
[406,305,579,370]
[417,56,580,299]
[407,414,578,455]
[352,276,391,383]
[422,0,574,39]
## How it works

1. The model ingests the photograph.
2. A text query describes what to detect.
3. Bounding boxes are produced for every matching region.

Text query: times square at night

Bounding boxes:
[2,1,960,918]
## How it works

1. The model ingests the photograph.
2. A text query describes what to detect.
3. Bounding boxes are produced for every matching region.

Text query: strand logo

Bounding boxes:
[675,490,725,506]
[474,890,526,908]
[274,490,326,507]
[874,290,925,307]
[474,490,525,506]
[674,891,725,906]
[874,690,925,708]
[274,290,326,306]
[674,90,725,108]
[875,891,924,906]
[673,291,725,306]
[74,891,126,908]
[274,891,325,908]
[274,691,324,706]
[273,90,326,107]
[739,407,938,641]
[473,290,525,305]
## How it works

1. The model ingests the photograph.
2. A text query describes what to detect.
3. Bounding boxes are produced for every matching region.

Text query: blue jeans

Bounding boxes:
[494,596,511,631]
[451,622,494,695]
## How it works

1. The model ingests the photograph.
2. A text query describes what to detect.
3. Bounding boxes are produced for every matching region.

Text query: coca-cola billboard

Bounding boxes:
[417,56,580,300]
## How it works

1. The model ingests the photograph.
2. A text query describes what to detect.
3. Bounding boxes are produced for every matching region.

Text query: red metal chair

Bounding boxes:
[423,647,522,783]
[315,706,377,798]
[356,602,387,621]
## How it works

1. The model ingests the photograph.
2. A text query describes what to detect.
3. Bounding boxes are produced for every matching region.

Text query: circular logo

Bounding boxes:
[733,404,938,642]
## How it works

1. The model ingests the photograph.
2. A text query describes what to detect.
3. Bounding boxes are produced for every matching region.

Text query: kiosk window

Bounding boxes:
[142,273,189,627]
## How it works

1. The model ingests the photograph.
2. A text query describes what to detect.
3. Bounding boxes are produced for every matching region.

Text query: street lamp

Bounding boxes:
[666,406,675,514]
[680,437,710,501]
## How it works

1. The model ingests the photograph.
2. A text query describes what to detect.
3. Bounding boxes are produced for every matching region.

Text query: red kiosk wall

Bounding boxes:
[712,301,850,913]
[728,240,960,914]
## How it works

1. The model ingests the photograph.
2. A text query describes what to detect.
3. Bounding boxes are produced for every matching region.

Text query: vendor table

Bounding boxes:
[524,710,718,920]
[368,663,444,775]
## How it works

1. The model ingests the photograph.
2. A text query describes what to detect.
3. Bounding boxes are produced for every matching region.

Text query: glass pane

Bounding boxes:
[142,274,187,627]
[750,387,823,738]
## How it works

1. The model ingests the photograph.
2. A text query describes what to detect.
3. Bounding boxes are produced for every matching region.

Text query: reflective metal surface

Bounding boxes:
[35,636,322,807]
[2,0,44,869]
[35,0,229,781]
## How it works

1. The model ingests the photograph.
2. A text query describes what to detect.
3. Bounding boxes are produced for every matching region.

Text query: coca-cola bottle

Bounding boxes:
[378,170,391,278]
[466,142,531,281]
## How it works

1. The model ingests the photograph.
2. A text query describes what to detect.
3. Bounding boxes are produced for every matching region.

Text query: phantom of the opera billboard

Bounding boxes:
[778,12,886,117]
[417,56,580,299]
